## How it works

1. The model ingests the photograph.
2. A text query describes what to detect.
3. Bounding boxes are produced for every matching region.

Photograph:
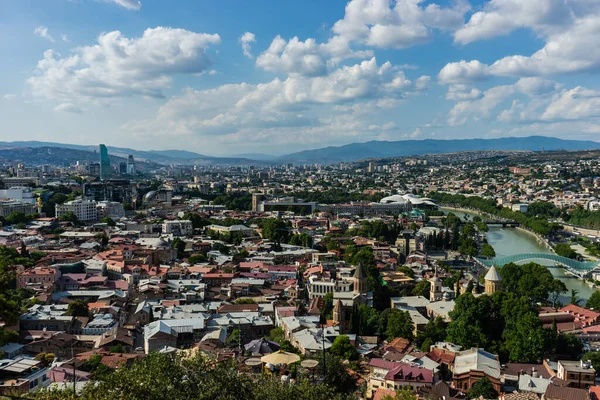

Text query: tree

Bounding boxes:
[467,377,498,399]
[172,237,186,258]
[480,243,496,259]
[101,216,117,227]
[34,352,56,367]
[415,317,447,352]
[382,387,418,400]
[109,344,125,353]
[267,327,285,344]
[59,212,79,224]
[188,254,207,264]
[396,265,415,278]
[412,280,430,298]
[329,335,359,361]
[583,351,600,371]
[183,212,208,230]
[587,290,600,310]
[503,310,547,362]
[499,262,565,305]
[211,242,230,255]
[322,292,334,320]
[554,243,578,259]
[351,304,380,336]
[556,334,583,359]
[260,218,290,244]
[322,356,357,396]
[384,309,414,341]
[226,329,241,348]
[66,300,89,317]
[570,289,583,306]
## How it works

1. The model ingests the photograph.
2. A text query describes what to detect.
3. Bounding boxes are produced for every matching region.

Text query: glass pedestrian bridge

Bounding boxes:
[475,253,599,273]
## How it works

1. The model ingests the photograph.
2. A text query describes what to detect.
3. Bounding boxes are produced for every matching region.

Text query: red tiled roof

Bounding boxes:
[369,358,399,370]
[384,364,434,383]
[373,388,396,400]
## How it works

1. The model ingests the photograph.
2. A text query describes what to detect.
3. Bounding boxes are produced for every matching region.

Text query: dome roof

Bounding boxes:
[379,193,438,207]
[144,191,158,201]
[484,265,501,282]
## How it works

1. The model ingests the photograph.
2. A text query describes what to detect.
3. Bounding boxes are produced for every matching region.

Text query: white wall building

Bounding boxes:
[55,200,98,221]
[96,201,125,219]
[162,220,193,236]
[0,187,36,204]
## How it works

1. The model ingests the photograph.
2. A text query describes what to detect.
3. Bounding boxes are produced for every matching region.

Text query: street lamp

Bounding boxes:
[319,314,326,380]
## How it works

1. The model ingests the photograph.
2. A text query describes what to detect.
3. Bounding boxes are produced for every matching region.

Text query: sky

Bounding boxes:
[2,0,600,156]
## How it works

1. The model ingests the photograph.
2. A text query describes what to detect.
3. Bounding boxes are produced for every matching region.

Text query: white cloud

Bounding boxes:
[541,87,600,121]
[445,77,599,125]
[454,0,574,45]
[61,34,70,43]
[438,60,489,84]
[446,84,482,100]
[239,32,256,59]
[122,58,424,142]
[442,1,600,82]
[108,0,141,10]
[54,103,83,113]
[415,75,431,90]
[448,84,515,125]
[332,0,470,49]
[256,35,372,77]
[2,94,16,100]
[34,26,54,42]
[514,77,559,95]
[28,27,221,102]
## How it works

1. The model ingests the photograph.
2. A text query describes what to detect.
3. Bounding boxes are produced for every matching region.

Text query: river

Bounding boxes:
[442,208,596,304]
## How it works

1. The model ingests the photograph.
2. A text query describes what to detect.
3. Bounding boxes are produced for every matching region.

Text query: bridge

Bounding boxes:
[483,220,520,227]
[474,253,600,276]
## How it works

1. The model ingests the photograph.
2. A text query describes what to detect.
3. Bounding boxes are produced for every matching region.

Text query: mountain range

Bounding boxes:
[0,136,599,165]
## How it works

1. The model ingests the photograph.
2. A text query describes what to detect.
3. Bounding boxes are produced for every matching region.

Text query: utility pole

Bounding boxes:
[71,342,76,396]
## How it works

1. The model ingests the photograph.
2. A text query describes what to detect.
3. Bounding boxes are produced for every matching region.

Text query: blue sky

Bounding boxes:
[1,0,600,156]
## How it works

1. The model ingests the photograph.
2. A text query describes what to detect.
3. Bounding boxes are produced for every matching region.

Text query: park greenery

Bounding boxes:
[430,192,563,236]
[0,245,45,346]
[34,352,358,400]
[446,262,578,363]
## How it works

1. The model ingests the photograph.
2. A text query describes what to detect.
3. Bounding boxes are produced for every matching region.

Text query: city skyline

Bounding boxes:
[2,0,600,155]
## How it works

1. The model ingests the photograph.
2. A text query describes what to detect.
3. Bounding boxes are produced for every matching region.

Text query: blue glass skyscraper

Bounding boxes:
[99,144,111,180]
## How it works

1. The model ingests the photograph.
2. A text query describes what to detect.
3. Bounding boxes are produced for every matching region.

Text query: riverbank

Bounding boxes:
[441,206,553,251]
[440,206,595,302]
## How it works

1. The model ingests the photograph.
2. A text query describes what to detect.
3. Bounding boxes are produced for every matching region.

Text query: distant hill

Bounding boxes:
[277,136,600,164]
[2,136,599,166]
[233,153,279,161]
[0,141,268,166]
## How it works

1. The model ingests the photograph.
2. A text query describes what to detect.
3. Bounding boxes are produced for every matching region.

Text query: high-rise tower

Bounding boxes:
[99,144,111,180]
[126,155,136,175]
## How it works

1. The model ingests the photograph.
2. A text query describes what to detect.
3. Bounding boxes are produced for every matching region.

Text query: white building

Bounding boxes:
[96,201,125,219]
[511,203,529,213]
[306,275,354,299]
[55,199,98,221]
[206,224,253,237]
[162,220,193,236]
[0,187,36,204]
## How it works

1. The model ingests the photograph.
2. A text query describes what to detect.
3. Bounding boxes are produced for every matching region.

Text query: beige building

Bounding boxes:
[556,360,595,389]
[484,265,502,295]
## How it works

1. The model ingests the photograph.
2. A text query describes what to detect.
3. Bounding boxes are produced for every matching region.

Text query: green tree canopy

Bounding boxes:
[383,309,414,341]
[66,300,89,317]
[188,254,207,264]
[329,335,359,361]
[467,377,498,399]
[586,290,600,310]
